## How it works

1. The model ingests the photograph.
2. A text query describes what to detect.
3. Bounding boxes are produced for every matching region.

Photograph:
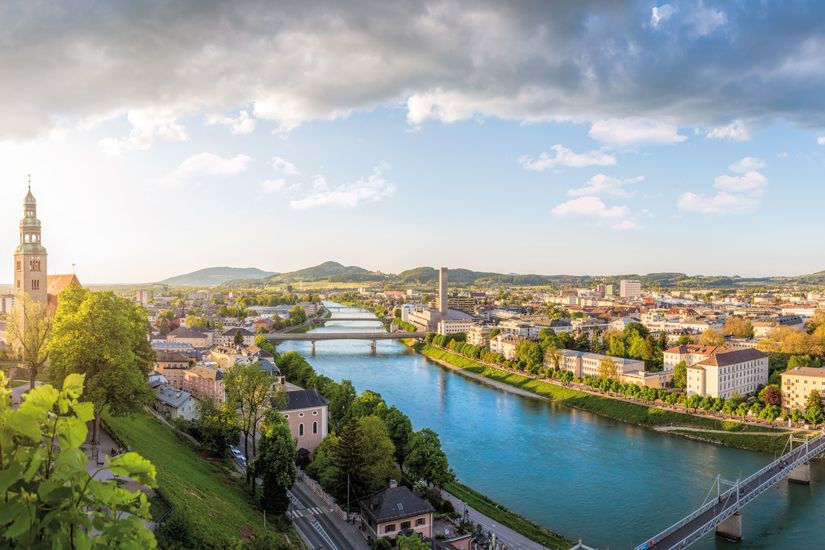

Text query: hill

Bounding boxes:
[159,267,277,287]
[267,261,384,283]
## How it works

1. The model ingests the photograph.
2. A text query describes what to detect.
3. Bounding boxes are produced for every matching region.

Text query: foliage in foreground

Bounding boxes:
[0,372,157,548]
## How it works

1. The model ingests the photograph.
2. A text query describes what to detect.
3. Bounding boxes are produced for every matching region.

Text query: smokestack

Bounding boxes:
[438,267,448,316]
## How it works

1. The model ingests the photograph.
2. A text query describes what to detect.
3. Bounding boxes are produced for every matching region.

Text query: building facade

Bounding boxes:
[672,346,769,398]
[619,279,642,299]
[282,388,329,452]
[781,367,825,412]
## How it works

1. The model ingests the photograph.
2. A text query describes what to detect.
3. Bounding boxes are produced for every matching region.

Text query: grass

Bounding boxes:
[103,410,301,548]
[444,481,572,549]
[411,342,790,453]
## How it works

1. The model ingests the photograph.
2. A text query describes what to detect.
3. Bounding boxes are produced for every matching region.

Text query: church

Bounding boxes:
[13,184,80,313]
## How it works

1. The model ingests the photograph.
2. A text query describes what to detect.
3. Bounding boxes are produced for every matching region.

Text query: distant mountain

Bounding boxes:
[268,261,384,283]
[159,267,277,287]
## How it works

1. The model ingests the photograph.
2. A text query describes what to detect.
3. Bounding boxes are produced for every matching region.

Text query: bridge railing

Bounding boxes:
[635,433,825,550]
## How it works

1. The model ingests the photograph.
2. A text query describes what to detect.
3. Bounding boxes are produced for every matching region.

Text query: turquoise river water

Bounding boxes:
[276,304,825,549]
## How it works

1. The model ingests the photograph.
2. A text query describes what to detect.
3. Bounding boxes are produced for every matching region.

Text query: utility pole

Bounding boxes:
[347,473,351,523]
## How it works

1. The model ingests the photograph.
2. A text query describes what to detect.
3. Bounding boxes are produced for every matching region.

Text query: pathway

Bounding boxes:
[289,476,368,550]
[441,490,551,550]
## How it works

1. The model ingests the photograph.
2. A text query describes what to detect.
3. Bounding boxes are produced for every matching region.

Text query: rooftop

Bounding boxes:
[359,486,434,524]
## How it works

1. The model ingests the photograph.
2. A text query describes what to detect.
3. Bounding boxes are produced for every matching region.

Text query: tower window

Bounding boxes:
[29,259,40,272]
[32,280,40,291]
[16,261,21,272]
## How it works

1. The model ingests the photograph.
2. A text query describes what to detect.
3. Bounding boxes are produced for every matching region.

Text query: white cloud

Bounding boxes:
[260,178,288,193]
[612,219,638,231]
[707,120,751,141]
[651,4,676,28]
[99,108,189,155]
[817,136,825,145]
[519,145,616,171]
[289,166,395,209]
[160,152,251,187]
[588,118,686,147]
[272,156,300,176]
[206,110,256,135]
[713,171,767,194]
[551,196,628,219]
[568,174,644,197]
[679,157,769,214]
[678,191,759,214]
[729,156,765,173]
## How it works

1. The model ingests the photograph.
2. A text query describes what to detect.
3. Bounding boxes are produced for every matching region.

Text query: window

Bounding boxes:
[312,421,318,434]
[400,521,411,530]
[16,261,21,272]
[313,410,318,416]
[299,423,304,436]
[298,412,304,417]
[416,518,426,526]
[31,280,40,291]
[384,524,396,533]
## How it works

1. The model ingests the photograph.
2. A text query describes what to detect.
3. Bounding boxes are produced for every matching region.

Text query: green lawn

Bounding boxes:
[103,410,301,548]
[444,481,572,549]
[412,343,790,453]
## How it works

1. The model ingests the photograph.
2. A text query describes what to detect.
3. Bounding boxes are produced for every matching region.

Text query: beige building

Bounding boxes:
[620,279,642,299]
[154,352,191,390]
[359,485,434,545]
[168,327,214,349]
[466,326,492,347]
[781,367,825,412]
[282,385,328,452]
[489,334,520,360]
[679,347,769,398]
[183,364,226,404]
[153,385,198,421]
[558,350,645,379]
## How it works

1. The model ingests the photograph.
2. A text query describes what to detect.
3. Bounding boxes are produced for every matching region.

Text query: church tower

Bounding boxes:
[14,182,48,305]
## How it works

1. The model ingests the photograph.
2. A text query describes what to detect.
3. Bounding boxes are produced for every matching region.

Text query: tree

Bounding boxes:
[234,329,244,346]
[48,286,154,446]
[672,361,688,389]
[224,362,273,487]
[4,293,52,390]
[252,410,297,513]
[358,416,400,494]
[722,317,754,339]
[699,328,726,347]
[397,532,431,550]
[351,390,388,419]
[758,384,782,407]
[516,340,543,369]
[598,358,619,381]
[544,346,562,371]
[405,428,454,488]
[289,305,307,325]
[195,396,241,457]
[0,372,157,548]
[805,390,823,424]
[383,406,413,469]
[326,379,356,433]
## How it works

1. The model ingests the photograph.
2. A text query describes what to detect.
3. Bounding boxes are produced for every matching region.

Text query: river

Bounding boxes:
[276,304,825,549]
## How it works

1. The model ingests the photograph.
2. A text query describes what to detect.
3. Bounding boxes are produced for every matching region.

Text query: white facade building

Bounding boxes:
[619,280,642,299]
[667,345,769,398]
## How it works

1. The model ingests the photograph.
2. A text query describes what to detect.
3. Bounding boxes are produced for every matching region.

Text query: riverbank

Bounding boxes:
[405,340,792,454]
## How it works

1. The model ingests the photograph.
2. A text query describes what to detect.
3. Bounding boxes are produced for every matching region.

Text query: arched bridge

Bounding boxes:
[636,433,825,549]
[263,331,425,355]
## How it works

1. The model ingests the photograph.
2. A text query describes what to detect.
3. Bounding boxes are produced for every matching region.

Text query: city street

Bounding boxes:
[288,478,368,550]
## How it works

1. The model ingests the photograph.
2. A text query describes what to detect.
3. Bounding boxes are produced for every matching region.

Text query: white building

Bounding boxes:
[489,334,520,360]
[558,350,645,379]
[619,280,642,299]
[466,326,492,347]
[667,345,769,398]
[437,319,475,336]
[499,320,541,339]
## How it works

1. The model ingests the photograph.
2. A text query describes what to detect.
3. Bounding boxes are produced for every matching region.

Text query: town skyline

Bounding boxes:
[1,2,825,282]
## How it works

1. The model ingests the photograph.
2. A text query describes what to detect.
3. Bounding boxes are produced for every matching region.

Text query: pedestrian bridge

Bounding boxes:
[263,331,426,354]
[636,433,825,549]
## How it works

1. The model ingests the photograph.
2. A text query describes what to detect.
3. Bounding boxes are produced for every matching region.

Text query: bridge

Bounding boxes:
[636,433,825,549]
[319,317,387,322]
[263,331,425,355]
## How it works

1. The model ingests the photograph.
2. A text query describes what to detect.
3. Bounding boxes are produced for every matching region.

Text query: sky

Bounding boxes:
[1,0,824,283]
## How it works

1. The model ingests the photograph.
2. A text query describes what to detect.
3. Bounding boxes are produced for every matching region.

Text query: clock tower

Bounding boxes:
[14,182,48,305]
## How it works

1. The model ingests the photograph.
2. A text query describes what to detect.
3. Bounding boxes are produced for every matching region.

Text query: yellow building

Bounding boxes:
[781,367,825,412]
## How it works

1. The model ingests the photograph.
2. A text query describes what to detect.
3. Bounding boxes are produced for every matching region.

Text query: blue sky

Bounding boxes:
[0,1,824,282]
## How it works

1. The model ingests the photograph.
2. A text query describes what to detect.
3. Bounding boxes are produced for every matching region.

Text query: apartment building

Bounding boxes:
[436,319,475,336]
[781,367,825,412]
[558,350,645,379]
[466,325,492,347]
[489,334,520,360]
[620,280,642,299]
[182,364,226,404]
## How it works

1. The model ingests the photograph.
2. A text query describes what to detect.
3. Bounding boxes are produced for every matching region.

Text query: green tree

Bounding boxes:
[805,390,823,424]
[672,361,688,389]
[383,406,413,469]
[0,372,157,548]
[234,329,245,346]
[195,396,241,458]
[252,410,297,513]
[358,416,400,494]
[326,380,356,433]
[224,362,273,487]
[351,390,388,419]
[598,358,619,381]
[4,293,52,390]
[397,532,431,550]
[289,305,307,324]
[405,428,454,488]
[48,286,154,446]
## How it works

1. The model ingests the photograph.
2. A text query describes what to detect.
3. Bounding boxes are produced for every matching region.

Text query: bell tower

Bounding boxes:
[14,178,48,305]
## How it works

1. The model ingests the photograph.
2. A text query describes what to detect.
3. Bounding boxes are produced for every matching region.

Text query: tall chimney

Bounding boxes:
[438,267,448,316]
